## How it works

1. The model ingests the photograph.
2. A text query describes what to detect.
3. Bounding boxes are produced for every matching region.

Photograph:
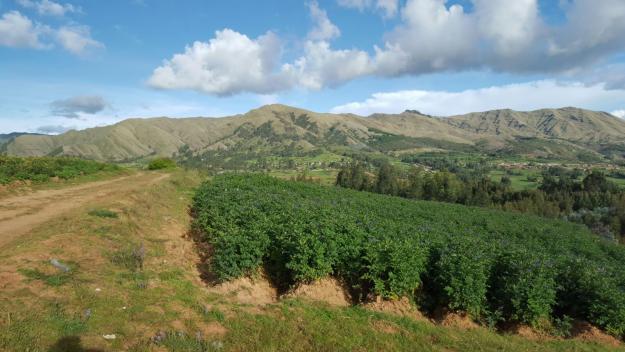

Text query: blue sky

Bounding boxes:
[1,0,625,133]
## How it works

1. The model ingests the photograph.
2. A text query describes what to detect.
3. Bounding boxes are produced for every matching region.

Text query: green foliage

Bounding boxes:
[192,174,625,336]
[489,248,557,325]
[0,156,119,184]
[429,239,492,318]
[88,208,118,218]
[147,157,177,170]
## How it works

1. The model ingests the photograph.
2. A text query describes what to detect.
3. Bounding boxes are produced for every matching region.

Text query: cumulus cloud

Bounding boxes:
[337,0,399,17]
[307,1,340,41]
[17,0,78,17]
[0,11,48,48]
[612,110,625,119]
[50,95,109,118]
[0,10,102,55]
[330,80,625,116]
[55,25,104,55]
[149,0,625,96]
[148,29,292,96]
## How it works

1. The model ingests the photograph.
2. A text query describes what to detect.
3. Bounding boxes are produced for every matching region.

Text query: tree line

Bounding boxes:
[336,162,625,241]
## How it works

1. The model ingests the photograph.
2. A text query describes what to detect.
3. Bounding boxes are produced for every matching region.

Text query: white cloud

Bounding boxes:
[55,25,104,55]
[149,0,625,96]
[148,29,293,96]
[612,110,625,119]
[0,10,102,55]
[337,0,399,17]
[307,1,340,41]
[285,41,372,90]
[0,10,48,48]
[17,0,78,16]
[330,80,625,116]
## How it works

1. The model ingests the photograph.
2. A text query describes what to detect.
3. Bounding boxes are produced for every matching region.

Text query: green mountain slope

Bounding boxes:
[6,105,625,162]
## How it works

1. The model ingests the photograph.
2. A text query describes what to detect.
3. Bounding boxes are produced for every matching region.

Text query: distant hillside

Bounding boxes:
[0,132,44,153]
[6,105,625,163]
[0,132,42,145]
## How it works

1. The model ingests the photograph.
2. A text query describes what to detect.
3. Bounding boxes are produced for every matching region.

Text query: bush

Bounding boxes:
[147,157,177,170]
[430,239,492,318]
[489,248,557,325]
[0,156,118,184]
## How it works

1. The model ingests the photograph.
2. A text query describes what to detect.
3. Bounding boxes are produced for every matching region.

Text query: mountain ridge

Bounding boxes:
[5,104,625,162]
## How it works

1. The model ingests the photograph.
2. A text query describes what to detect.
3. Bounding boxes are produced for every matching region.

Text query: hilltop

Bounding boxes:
[5,104,625,163]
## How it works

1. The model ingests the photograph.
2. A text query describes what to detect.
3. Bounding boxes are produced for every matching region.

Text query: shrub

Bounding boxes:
[430,239,492,318]
[0,156,118,184]
[147,157,177,170]
[362,236,428,299]
[489,248,557,325]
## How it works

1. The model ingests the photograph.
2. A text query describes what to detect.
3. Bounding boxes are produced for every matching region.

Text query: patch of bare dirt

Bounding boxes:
[436,311,479,330]
[364,297,429,322]
[572,321,621,347]
[283,277,351,306]
[502,324,554,341]
[207,275,278,305]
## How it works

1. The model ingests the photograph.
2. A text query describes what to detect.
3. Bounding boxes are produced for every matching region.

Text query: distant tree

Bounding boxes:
[375,162,400,196]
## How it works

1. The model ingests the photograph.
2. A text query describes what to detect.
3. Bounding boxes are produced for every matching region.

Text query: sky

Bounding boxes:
[1,0,625,134]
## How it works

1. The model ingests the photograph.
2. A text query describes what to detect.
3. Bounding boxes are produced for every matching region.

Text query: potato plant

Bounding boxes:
[192,174,625,336]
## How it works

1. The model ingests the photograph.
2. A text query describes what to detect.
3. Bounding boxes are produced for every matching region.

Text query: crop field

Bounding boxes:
[192,174,625,337]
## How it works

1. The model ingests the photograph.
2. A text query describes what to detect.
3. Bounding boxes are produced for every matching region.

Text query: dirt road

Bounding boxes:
[0,172,169,249]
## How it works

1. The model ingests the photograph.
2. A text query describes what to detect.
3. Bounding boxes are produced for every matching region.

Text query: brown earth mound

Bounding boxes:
[283,277,351,306]
[364,297,429,322]
[436,311,479,330]
[208,275,278,305]
[572,321,621,347]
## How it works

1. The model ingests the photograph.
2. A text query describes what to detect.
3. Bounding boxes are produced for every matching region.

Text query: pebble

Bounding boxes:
[102,334,116,340]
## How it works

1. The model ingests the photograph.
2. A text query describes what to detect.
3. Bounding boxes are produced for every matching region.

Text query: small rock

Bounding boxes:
[102,334,116,340]
[122,306,127,310]
[83,309,92,320]
[95,288,101,292]
[50,259,70,272]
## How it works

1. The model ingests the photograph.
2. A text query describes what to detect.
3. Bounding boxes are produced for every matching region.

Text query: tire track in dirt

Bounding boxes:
[0,172,170,250]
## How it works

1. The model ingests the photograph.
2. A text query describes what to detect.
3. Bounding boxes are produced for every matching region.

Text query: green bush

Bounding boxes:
[191,174,625,335]
[0,156,118,184]
[430,239,492,318]
[147,157,177,170]
[489,248,557,325]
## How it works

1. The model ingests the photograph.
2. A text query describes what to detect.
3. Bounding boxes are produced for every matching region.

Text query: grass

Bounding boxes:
[88,208,119,218]
[1,169,624,351]
[18,267,74,287]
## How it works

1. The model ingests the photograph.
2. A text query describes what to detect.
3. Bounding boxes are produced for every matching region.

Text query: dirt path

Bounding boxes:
[0,172,169,249]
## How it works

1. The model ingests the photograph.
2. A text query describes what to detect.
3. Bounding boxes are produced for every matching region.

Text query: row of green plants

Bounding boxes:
[191,174,625,337]
[0,156,119,184]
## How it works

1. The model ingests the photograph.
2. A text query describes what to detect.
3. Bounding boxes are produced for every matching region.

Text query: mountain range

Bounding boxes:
[4,104,625,163]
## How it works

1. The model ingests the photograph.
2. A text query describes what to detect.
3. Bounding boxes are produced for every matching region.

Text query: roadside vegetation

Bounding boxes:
[0,156,120,185]
[192,174,625,338]
[147,157,177,170]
